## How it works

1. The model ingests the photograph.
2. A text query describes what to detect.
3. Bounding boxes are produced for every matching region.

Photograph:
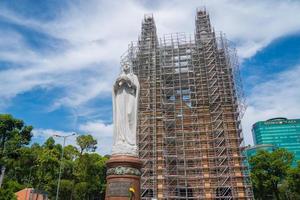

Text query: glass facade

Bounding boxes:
[252,117,300,166]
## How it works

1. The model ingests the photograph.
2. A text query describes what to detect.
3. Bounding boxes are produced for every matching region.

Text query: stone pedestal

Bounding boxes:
[105,155,143,200]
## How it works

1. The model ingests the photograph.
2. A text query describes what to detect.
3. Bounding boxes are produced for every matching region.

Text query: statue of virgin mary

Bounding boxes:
[111,64,139,156]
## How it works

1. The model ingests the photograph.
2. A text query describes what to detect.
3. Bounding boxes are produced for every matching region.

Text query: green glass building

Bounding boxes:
[252,117,300,165]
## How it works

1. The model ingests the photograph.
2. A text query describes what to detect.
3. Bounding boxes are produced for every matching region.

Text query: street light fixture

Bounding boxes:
[53,132,77,200]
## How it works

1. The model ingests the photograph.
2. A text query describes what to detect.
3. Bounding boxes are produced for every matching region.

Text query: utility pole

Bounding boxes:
[54,133,76,200]
[0,166,5,188]
[0,141,7,188]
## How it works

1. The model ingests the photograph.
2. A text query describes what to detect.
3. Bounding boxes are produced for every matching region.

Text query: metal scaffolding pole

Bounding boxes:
[121,9,253,200]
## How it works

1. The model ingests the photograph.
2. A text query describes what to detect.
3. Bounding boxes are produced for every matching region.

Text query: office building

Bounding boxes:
[252,117,300,165]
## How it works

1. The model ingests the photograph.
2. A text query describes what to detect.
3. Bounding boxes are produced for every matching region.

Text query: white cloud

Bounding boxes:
[242,65,300,145]
[1,0,300,110]
[79,121,113,155]
[79,121,113,138]
[1,0,300,149]
[134,0,300,59]
[33,128,78,146]
[204,0,300,58]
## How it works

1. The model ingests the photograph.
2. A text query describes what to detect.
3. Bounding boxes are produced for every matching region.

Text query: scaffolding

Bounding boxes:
[122,9,253,200]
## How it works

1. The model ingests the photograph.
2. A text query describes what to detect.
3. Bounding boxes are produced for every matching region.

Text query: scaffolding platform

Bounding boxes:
[121,9,253,200]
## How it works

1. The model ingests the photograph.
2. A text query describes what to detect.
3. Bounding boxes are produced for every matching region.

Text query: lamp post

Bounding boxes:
[54,132,77,200]
[0,141,7,188]
[0,166,5,188]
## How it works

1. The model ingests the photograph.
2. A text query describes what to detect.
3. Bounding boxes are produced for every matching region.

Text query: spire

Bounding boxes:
[195,8,213,43]
[139,14,158,48]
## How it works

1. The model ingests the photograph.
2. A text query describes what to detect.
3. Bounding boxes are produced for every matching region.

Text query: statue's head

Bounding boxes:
[122,64,131,74]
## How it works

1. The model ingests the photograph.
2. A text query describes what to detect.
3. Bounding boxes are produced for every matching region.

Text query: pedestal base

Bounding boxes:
[105,155,143,200]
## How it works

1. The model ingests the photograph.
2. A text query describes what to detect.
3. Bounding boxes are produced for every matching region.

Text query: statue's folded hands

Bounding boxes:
[114,76,137,95]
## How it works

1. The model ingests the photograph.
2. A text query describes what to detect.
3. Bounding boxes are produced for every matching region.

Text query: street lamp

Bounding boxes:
[0,141,8,188]
[0,166,5,188]
[53,132,77,200]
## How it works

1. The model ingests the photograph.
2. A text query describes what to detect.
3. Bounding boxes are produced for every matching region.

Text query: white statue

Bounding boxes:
[111,64,139,156]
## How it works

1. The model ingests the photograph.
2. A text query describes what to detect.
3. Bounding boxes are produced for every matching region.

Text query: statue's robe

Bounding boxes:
[112,72,139,156]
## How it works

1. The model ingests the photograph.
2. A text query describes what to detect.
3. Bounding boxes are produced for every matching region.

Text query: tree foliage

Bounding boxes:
[280,161,300,199]
[0,114,33,164]
[0,187,17,200]
[0,114,108,200]
[249,148,299,200]
[76,134,97,155]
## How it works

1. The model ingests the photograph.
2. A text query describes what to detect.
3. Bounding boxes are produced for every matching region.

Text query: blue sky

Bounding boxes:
[0,0,300,155]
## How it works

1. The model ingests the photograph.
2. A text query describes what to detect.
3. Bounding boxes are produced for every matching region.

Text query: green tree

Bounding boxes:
[282,161,300,199]
[0,188,17,200]
[249,148,294,200]
[0,179,20,200]
[59,179,74,200]
[64,145,80,161]
[0,114,33,188]
[0,114,33,157]
[74,182,89,200]
[0,114,108,199]
[76,134,97,155]
[73,152,108,199]
[34,138,61,199]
